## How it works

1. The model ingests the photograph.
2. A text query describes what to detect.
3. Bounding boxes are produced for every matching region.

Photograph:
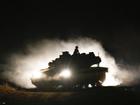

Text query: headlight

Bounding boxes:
[59,69,72,78]
[32,70,44,79]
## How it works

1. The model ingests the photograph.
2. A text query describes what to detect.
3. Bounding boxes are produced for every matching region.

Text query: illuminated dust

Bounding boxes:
[2,37,139,88]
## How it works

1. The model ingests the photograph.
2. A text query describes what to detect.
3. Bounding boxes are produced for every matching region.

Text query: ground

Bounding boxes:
[0,85,140,105]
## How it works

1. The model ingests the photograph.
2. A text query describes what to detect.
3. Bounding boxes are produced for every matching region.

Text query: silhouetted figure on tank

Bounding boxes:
[73,46,80,55]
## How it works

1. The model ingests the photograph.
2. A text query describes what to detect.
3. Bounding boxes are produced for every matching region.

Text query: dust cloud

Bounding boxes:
[2,37,139,88]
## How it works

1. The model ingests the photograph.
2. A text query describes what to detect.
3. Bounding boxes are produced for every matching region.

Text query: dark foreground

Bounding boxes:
[0,86,140,105]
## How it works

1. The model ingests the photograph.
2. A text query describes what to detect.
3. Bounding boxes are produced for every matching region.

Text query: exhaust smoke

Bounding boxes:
[2,37,139,88]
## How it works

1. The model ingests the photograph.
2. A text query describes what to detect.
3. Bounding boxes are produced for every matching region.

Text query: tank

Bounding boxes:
[31,46,108,90]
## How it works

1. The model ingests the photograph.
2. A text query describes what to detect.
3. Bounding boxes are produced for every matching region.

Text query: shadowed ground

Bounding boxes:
[0,85,140,105]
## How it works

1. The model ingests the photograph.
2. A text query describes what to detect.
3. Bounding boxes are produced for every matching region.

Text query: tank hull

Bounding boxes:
[32,67,107,90]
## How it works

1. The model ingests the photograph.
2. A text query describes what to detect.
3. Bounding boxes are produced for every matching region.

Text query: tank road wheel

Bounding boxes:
[95,80,102,87]
[55,83,74,90]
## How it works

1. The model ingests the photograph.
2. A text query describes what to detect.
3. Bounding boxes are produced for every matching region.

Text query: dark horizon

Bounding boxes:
[1,1,140,66]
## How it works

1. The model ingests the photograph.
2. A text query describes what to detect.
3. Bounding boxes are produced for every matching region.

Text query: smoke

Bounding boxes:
[2,37,140,88]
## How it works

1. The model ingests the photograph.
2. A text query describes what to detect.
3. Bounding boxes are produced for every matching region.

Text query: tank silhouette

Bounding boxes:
[31,46,108,90]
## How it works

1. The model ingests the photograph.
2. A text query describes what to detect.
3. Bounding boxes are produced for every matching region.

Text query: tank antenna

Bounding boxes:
[98,52,100,67]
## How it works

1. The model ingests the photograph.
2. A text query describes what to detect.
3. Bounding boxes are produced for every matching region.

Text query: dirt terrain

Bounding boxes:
[0,85,140,105]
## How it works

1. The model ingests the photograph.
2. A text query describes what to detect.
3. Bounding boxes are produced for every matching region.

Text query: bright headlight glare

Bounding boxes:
[59,69,72,78]
[32,71,44,79]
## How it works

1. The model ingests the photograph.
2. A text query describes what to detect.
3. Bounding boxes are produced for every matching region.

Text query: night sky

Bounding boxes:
[1,1,140,65]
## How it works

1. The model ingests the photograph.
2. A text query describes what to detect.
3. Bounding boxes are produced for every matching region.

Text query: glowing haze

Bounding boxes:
[2,37,137,88]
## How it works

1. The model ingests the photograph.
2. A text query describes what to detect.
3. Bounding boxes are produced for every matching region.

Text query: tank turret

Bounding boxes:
[31,46,108,90]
